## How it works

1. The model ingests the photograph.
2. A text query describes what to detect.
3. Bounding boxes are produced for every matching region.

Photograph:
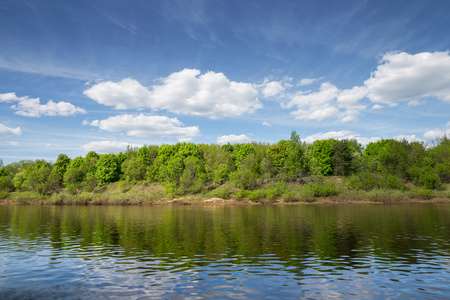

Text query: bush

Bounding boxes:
[0,176,14,192]
[419,171,442,190]
[0,190,9,199]
[347,172,404,191]
[409,188,434,200]
[233,189,248,200]
[213,188,231,199]
[303,181,339,197]
[346,171,378,191]
[266,181,287,199]
[247,189,267,200]
[380,174,405,191]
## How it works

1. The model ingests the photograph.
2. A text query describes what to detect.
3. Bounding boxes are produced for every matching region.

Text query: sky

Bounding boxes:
[1,0,450,164]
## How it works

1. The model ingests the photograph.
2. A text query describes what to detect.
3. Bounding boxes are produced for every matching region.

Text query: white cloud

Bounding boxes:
[217,134,251,145]
[304,130,359,143]
[304,130,381,146]
[298,78,322,86]
[336,86,368,106]
[280,51,450,123]
[284,83,366,122]
[262,121,272,127]
[262,80,285,97]
[89,114,200,141]
[423,124,450,139]
[6,141,19,147]
[393,134,424,143]
[0,92,86,117]
[365,51,450,104]
[84,69,262,118]
[83,78,150,110]
[81,141,143,154]
[0,123,22,136]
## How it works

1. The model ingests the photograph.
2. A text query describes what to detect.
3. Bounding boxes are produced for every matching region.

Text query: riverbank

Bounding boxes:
[1,180,449,205]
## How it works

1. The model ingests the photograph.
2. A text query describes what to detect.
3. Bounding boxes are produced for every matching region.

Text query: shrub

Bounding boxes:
[213,188,231,199]
[0,176,14,192]
[233,189,248,200]
[380,174,405,191]
[266,181,287,199]
[0,190,9,199]
[303,181,339,197]
[409,188,434,200]
[247,189,267,200]
[419,171,442,190]
[346,171,378,191]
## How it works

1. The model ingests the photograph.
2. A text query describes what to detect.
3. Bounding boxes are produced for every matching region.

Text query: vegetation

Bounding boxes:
[0,132,449,204]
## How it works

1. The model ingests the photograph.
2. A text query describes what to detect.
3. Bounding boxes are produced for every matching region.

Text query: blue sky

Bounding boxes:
[1,0,450,164]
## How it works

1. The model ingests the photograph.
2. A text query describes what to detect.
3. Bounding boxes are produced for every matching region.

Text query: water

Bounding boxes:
[0,204,449,299]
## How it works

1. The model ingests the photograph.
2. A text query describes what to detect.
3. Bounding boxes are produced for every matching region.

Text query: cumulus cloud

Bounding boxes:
[262,80,285,97]
[423,123,450,139]
[0,123,22,136]
[84,69,262,118]
[262,121,272,127]
[304,130,380,146]
[88,114,200,141]
[279,51,450,123]
[81,141,143,154]
[217,134,251,145]
[0,92,86,117]
[283,83,366,122]
[393,134,424,143]
[365,51,450,104]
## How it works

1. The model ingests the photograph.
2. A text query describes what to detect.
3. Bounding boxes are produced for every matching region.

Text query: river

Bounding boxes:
[1,204,449,299]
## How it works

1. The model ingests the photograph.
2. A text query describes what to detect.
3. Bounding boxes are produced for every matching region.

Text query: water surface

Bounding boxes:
[1,204,449,299]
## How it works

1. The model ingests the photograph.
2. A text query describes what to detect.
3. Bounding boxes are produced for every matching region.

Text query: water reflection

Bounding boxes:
[0,204,450,299]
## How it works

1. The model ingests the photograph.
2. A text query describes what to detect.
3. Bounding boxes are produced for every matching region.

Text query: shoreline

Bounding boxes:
[2,195,449,206]
[2,180,449,206]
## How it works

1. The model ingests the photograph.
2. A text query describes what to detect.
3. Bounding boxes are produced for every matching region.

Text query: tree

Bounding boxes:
[311,139,334,176]
[96,154,121,185]
[53,154,70,184]
[24,160,53,195]
[122,155,147,182]
[285,131,306,178]
[332,140,354,176]
[267,141,288,170]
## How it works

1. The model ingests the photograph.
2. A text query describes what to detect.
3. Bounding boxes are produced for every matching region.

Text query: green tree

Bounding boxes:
[122,155,147,182]
[96,154,121,185]
[24,160,53,195]
[311,139,334,176]
[332,140,355,176]
[53,154,70,183]
[285,131,307,178]
[267,141,288,170]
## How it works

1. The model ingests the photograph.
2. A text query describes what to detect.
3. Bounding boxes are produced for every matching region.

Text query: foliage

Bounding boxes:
[346,171,379,191]
[285,131,307,179]
[302,181,339,197]
[96,154,121,186]
[332,139,358,176]
[310,139,334,176]
[2,132,449,201]
[409,188,435,200]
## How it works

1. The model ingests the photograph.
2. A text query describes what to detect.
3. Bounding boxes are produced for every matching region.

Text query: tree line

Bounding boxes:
[0,131,448,198]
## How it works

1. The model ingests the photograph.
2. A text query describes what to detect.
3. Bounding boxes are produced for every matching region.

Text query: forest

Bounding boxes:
[0,131,449,204]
